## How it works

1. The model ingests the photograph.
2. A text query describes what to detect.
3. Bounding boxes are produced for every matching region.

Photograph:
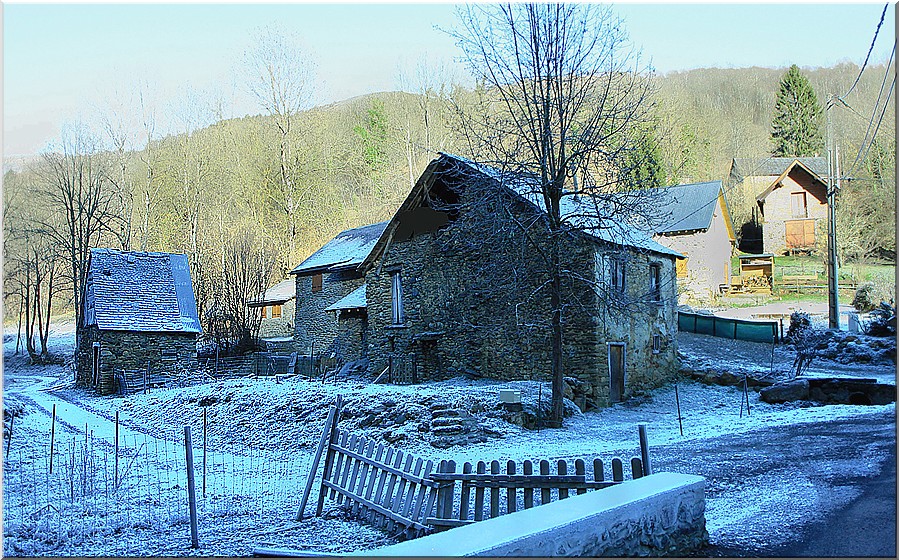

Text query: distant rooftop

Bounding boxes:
[290,222,388,275]
[731,157,827,180]
[634,181,725,234]
[248,278,295,307]
[84,248,202,333]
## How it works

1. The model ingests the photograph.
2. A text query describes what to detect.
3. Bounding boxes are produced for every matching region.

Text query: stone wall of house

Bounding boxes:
[591,248,679,408]
[293,271,364,356]
[365,204,678,409]
[258,298,296,339]
[761,174,828,255]
[76,326,197,395]
[335,310,368,361]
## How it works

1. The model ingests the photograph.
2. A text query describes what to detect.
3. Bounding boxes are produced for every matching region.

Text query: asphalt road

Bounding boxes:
[653,409,897,557]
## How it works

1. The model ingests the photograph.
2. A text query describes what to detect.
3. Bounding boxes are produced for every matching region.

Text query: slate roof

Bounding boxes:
[440,153,683,259]
[325,284,367,312]
[634,181,725,234]
[248,278,295,307]
[290,222,388,275]
[84,248,202,333]
[730,157,827,180]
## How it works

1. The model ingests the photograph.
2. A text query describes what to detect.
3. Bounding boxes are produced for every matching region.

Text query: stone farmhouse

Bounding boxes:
[76,248,202,395]
[639,181,736,301]
[249,278,296,339]
[754,159,829,255]
[289,222,387,357]
[292,153,683,409]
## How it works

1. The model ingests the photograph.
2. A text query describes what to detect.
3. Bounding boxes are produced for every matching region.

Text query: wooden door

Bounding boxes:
[785,219,815,248]
[609,344,625,403]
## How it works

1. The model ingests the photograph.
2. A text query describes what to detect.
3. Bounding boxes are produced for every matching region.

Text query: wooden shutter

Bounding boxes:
[312,273,323,293]
[785,220,815,248]
[676,258,688,279]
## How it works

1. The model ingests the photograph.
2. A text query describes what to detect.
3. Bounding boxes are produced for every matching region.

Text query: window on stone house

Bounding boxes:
[610,259,625,292]
[312,273,323,292]
[676,257,688,279]
[272,304,282,318]
[391,270,404,325]
[649,264,661,301]
[652,334,662,354]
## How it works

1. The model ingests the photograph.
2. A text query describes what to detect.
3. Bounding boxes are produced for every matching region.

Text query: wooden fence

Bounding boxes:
[300,398,652,537]
[427,455,643,529]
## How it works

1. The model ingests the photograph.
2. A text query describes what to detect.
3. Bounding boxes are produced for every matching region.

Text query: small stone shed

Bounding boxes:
[76,248,202,395]
[754,159,829,255]
[357,153,682,409]
[639,181,736,300]
[289,222,387,355]
[248,278,296,339]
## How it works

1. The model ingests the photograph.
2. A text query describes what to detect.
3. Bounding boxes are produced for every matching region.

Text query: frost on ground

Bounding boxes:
[3,323,896,557]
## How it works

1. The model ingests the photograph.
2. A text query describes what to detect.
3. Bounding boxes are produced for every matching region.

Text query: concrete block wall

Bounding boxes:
[354,472,708,557]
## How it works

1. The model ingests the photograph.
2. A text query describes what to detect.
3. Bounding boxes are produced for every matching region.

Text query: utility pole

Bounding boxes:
[827,145,841,329]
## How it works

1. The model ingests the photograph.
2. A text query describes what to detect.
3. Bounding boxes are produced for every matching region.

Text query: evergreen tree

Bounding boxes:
[771,65,825,157]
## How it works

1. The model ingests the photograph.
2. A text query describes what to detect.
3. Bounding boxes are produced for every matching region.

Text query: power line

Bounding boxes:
[847,45,895,177]
[850,76,895,178]
[834,2,889,104]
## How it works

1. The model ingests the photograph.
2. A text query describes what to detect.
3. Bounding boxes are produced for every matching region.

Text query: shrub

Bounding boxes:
[865,301,896,337]
[852,282,879,312]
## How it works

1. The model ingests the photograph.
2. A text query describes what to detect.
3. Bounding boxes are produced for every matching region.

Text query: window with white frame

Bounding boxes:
[652,334,661,354]
[391,270,404,325]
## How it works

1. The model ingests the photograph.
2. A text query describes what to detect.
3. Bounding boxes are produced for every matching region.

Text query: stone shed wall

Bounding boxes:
[293,271,364,356]
[258,298,296,339]
[76,326,197,395]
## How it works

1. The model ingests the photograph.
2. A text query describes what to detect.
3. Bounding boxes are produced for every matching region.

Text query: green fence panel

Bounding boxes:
[734,321,777,344]
[694,315,715,335]
[678,312,778,343]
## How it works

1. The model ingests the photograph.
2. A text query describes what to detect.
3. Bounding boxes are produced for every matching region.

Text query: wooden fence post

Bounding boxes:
[638,423,652,475]
[49,404,56,474]
[5,414,13,456]
[114,411,119,487]
[302,395,341,519]
[202,407,207,496]
[184,426,199,548]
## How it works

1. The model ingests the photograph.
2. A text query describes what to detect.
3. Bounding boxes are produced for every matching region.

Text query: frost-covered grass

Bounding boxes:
[4,322,896,556]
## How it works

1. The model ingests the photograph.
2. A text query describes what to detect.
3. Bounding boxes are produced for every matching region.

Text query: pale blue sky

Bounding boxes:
[3,2,895,157]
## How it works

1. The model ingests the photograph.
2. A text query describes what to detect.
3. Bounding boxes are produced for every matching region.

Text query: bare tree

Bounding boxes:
[218,232,276,354]
[451,4,661,426]
[244,26,316,264]
[40,123,127,337]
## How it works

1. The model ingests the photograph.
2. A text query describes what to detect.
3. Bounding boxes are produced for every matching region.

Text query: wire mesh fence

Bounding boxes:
[3,417,316,556]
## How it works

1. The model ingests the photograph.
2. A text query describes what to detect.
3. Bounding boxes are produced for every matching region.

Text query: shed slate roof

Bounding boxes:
[730,157,827,180]
[248,278,295,307]
[290,222,388,275]
[325,284,367,312]
[634,181,725,234]
[84,248,202,333]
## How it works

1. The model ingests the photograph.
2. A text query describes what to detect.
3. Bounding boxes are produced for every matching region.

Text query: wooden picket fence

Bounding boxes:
[298,397,653,538]
[427,455,644,529]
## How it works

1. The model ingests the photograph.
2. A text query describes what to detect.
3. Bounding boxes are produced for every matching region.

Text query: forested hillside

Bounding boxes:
[4,63,894,333]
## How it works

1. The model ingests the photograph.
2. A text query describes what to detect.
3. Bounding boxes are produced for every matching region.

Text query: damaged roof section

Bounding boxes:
[84,248,202,333]
[290,222,388,276]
